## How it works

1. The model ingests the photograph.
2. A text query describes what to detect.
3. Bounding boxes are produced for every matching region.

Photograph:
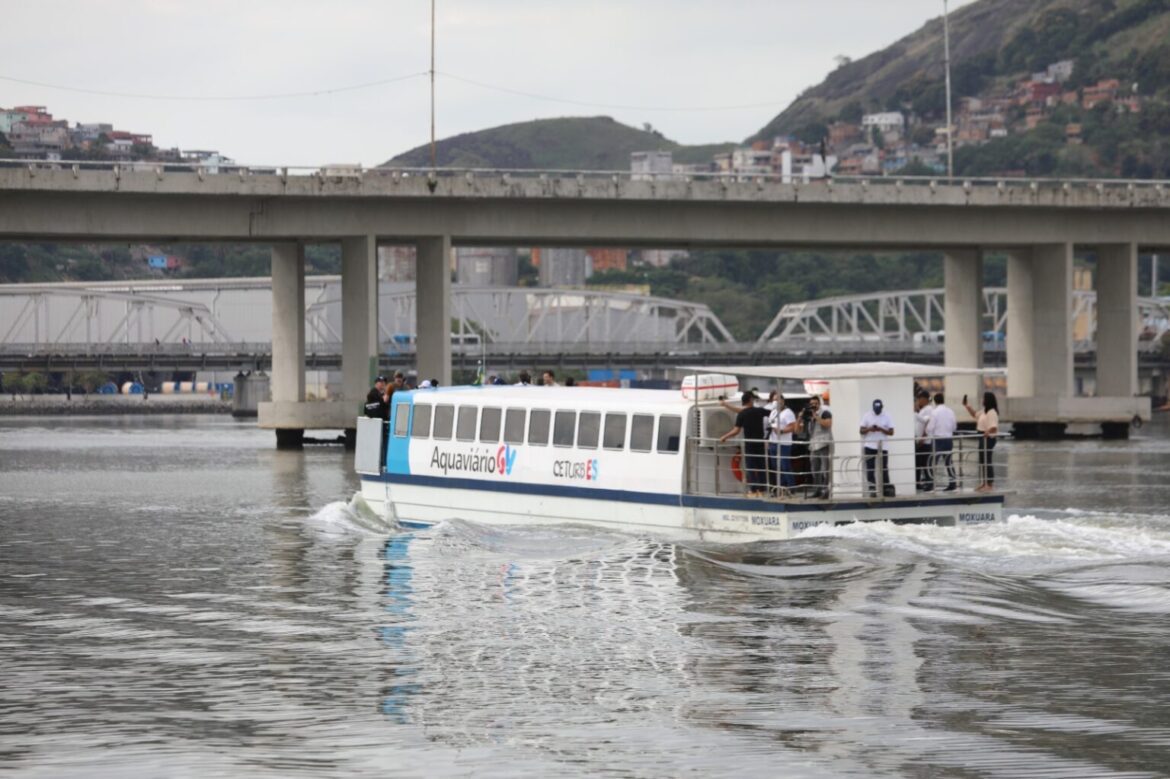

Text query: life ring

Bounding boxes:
[730,452,744,482]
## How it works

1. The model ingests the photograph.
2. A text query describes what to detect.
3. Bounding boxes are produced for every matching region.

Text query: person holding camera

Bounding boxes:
[803,394,834,498]
[365,375,391,420]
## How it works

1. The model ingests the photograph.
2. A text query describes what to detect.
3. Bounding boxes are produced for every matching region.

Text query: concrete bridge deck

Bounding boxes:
[3,160,1165,444]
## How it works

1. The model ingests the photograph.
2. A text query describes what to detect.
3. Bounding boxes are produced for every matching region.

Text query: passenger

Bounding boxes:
[390,371,406,397]
[515,371,532,386]
[418,379,433,389]
[429,378,440,388]
[719,390,771,498]
[770,393,798,495]
[804,394,833,498]
[860,398,895,497]
[963,391,999,492]
[565,377,576,387]
[914,389,935,492]
[764,391,780,491]
[364,375,390,420]
[926,392,958,491]
[542,370,560,387]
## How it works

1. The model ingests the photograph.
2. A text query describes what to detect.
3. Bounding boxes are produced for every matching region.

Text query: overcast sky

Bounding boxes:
[2,1,977,167]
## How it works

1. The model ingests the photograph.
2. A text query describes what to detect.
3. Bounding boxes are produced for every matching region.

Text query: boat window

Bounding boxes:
[456,406,478,441]
[432,404,454,440]
[393,402,410,437]
[553,410,576,447]
[411,404,432,439]
[479,407,502,442]
[504,408,526,444]
[528,409,551,446]
[657,415,682,454]
[630,414,654,452]
[603,413,627,450]
[577,411,600,449]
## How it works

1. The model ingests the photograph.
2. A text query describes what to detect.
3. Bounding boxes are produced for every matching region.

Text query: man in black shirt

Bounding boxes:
[364,375,390,420]
[719,390,771,497]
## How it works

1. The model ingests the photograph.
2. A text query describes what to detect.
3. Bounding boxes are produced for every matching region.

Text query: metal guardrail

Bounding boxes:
[2,157,1169,196]
[686,434,1001,502]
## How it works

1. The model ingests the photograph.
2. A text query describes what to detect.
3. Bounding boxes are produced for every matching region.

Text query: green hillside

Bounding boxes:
[747,0,1170,178]
[383,116,735,170]
[754,0,1170,142]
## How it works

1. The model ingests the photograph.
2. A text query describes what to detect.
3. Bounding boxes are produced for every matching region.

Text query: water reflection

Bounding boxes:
[2,415,1170,777]
[380,533,420,723]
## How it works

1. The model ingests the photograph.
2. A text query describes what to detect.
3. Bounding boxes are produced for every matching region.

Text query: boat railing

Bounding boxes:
[684,433,1004,502]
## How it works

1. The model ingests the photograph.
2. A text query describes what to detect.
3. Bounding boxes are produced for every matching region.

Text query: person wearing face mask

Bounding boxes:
[860,398,895,497]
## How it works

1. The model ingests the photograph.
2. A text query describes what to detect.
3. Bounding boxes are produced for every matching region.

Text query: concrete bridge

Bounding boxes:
[2,160,1167,444]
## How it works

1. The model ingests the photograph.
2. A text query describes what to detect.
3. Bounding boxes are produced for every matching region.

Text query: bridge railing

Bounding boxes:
[3,157,1169,195]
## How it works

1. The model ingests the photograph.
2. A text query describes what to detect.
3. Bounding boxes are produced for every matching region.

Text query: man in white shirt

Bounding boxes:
[914,390,935,492]
[770,394,798,493]
[859,398,895,497]
[925,392,958,491]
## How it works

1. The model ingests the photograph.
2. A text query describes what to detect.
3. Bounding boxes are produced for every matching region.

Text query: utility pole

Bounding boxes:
[430,0,437,170]
[943,0,954,179]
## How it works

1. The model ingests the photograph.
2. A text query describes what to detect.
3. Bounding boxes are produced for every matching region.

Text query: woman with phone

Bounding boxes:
[962,392,1000,492]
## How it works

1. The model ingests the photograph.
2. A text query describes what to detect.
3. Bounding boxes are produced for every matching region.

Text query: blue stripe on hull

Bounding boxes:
[361,472,1003,513]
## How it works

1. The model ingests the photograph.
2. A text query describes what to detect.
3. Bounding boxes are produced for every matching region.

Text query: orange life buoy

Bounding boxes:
[730,452,744,482]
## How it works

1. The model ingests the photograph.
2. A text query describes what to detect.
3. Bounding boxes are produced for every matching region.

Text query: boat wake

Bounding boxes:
[305,492,399,536]
[795,512,1170,574]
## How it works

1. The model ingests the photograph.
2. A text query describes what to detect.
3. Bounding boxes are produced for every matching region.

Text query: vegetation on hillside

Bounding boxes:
[0,243,342,284]
[754,0,1170,180]
[384,116,735,170]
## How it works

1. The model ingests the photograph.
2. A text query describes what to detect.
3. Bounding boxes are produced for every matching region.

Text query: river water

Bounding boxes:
[2,414,1170,778]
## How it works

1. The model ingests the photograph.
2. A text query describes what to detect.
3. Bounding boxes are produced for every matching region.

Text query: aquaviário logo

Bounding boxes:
[430,444,518,477]
[496,444,517,476]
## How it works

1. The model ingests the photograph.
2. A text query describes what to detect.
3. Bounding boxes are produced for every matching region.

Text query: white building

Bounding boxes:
[861,112,905,134]
[630,151,673,179]
[456,247,518,287]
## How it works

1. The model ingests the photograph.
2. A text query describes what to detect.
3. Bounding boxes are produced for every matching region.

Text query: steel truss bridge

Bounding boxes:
[1,280,1166,373]
[756,287,1170,353]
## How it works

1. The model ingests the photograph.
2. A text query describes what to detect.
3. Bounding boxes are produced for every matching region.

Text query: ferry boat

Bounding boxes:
[355,362,1006,542]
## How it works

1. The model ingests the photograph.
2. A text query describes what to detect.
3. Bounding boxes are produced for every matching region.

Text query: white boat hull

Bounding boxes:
[360,475,1003,543]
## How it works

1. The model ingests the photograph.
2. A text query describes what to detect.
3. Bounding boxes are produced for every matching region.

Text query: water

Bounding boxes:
[2,415,1170,777]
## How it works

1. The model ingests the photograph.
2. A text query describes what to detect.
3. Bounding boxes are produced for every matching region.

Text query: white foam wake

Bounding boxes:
[305,492,398,536]
[797,513,1170,574]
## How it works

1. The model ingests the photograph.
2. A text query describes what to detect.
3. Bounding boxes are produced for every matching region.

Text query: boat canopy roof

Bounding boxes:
[402,385,694,408]
[681,361,1006,381]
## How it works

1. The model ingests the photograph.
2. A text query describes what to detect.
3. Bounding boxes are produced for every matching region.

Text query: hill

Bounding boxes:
[382,116,735,170]
[753,0,1170,180]
[755,0,1170,141]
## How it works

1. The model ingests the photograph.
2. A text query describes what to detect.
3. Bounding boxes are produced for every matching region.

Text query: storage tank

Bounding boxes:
[120,381,144,395]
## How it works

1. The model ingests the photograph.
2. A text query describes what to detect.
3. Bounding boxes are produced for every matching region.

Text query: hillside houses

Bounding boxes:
[0,105,230,166]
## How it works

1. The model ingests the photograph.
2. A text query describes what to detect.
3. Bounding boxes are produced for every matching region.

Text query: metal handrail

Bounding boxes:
[2,157,1168,192]
[685,433,1003,502]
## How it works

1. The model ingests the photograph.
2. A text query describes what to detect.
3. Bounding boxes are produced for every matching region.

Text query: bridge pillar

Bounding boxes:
[416,236,452,386]
[341,235,378,424]
[944,249,983,412]
[270,242,305,449]
[1006,244,1073,400]
[1094,243,1138,397]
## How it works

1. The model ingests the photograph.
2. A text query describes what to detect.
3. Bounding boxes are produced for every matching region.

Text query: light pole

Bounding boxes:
[943,0,954,179]
[430,0,437,170]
